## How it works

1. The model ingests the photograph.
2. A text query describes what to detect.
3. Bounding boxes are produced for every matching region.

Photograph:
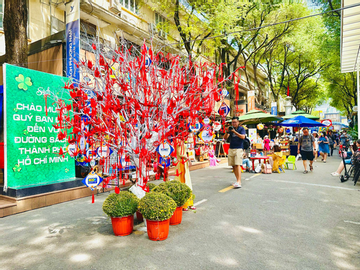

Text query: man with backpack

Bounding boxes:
[224,117,246,189]
[297,127,317,174]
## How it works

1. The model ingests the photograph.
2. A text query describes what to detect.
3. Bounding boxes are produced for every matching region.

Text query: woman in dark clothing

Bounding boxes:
[328,131,336,156]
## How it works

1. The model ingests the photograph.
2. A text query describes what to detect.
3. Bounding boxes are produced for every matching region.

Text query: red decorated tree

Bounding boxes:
[47,40,231,191]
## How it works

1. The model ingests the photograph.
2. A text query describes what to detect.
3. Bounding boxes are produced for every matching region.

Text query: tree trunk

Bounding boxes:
[4,0,28,67]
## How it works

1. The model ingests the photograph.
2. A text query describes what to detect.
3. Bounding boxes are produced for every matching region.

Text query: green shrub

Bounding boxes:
[102,192,139,218]
[152,180,191,207]
[147,182,157,191]
[138,192,176,221]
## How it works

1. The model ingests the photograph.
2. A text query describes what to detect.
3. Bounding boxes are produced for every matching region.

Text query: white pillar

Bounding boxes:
[284,96,292,115]
[357,61,360,139]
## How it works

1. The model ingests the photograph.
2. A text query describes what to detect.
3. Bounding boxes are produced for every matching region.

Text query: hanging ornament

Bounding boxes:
[257,123,264,130]
[213,121,222,131]
[82,171,103,191]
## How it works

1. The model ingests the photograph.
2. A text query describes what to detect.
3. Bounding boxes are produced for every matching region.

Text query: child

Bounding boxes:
[250,144,257,158]
[263,135,270,156]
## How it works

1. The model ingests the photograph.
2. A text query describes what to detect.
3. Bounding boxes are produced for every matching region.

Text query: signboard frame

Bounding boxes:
[3,64,76,191]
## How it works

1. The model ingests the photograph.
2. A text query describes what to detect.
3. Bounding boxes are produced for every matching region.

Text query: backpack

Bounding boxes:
[243,138,251,150]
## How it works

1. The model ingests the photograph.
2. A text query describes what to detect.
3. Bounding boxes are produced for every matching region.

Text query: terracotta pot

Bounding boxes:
[111,215,134,236]
[136,211,144,222]
[146,219,170,241]
[170,206,183,225]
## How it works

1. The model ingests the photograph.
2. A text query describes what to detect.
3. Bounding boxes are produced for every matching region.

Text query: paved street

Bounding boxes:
[1,156,360,270]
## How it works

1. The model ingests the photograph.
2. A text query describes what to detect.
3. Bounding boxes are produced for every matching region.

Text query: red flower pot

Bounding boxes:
[111,215,134,236]
[136,211,143,222]
[146,219,170,241]
[170,206,183,225]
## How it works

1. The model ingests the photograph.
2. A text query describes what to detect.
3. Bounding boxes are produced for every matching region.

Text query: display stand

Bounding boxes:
[195,141,209,161]
[280,140,290,156]
[215,141,227,158]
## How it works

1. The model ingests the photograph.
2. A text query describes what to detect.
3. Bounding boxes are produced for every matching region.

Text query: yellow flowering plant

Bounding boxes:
[138,192,176,221]
[152,180,191,207]
[102,192,139,218]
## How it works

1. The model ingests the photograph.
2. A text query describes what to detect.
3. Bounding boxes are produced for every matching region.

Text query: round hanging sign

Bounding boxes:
[156,141,174,157]
[67,144,78,157]
[97,146,113,158]
[213,121,222,131]
[78,136,86,151]
[321,119,332,127]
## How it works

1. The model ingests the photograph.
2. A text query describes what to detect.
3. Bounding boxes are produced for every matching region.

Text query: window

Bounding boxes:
[119,0,138,15]
[0,0,3,29]
[80,20,97,51]
[155,13,168,39]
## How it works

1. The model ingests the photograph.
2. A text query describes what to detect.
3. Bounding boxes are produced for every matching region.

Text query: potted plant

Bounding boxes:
[152,181,192,225]
[138,192,176,241]
[136,182,157,222]
[102,191,139,236]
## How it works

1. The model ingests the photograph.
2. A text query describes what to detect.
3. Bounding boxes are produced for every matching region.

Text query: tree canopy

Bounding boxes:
[146,0,336,114]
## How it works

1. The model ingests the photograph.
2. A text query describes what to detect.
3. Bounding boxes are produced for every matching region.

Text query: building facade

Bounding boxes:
[0,0,270,114]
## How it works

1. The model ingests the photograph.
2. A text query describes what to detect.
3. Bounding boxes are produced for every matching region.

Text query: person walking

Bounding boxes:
[298,127,316,174]
[328,130,336,156]
[318,132,330,162]
[224,117,246,189]
[313,131,319,161]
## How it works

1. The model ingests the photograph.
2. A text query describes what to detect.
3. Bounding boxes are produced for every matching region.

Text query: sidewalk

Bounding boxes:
[1,154,359,270]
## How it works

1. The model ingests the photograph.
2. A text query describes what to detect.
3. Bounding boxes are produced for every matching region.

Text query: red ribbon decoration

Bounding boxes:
[48,41,240,199]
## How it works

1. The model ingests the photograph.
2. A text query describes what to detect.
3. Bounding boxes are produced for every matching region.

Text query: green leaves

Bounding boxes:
[102,191,139,218]
[147,182,157,191]
[138,192,176,221]
[152,180,192,207]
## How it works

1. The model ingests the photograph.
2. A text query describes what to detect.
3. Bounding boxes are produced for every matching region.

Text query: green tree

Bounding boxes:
[215,1,308,108]
[263,9,327,111]
[313,0,356,118]
[147,0,242,61]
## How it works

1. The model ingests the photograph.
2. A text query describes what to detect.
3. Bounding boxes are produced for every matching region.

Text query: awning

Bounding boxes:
[340,1,360,139]
[341,0,360,73]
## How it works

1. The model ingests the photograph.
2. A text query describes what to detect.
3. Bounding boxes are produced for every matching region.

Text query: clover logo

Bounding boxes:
[15,74,32,91]
[13,163,21,172]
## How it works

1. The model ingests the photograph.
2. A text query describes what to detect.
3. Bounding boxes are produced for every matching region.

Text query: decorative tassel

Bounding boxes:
[92,193,95,203]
